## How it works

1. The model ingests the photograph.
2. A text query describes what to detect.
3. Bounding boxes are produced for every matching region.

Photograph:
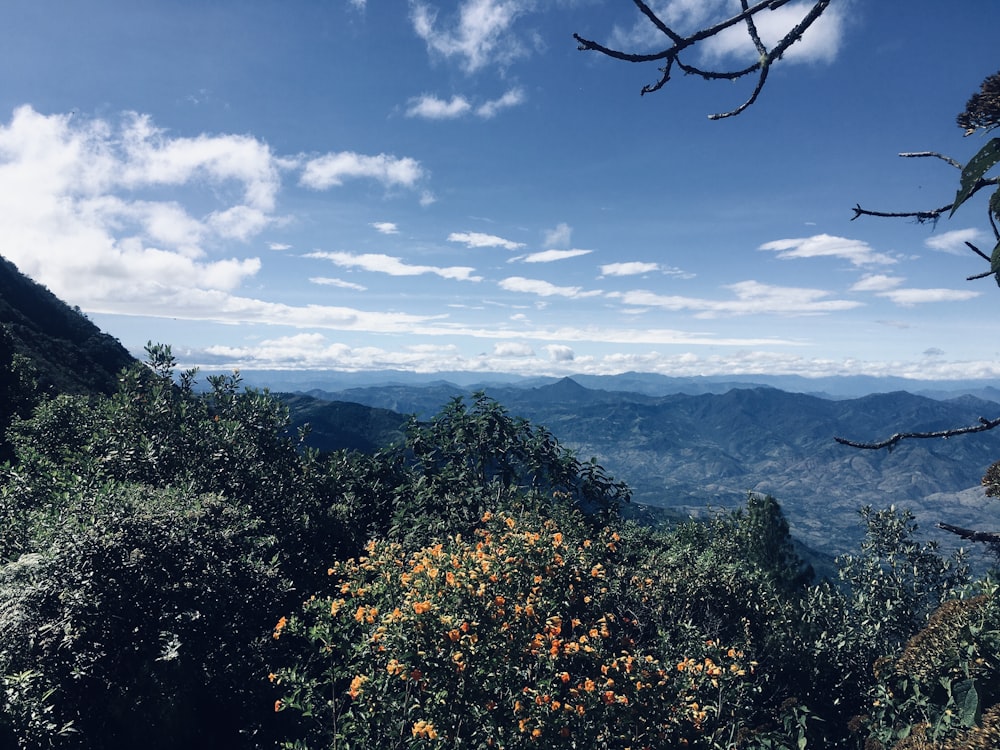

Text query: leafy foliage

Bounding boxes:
[2,342,999,750]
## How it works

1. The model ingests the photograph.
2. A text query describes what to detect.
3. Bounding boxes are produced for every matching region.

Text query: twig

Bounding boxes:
[898,151,964,170]
[574,0,830,119]
[835,416,1000,450]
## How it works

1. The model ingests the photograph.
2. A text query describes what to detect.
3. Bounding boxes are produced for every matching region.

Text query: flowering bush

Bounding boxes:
[271,506,764,749]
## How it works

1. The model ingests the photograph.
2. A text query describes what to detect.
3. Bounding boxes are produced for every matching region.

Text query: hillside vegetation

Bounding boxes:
[0,341,998,750]
[2,264,1000,749]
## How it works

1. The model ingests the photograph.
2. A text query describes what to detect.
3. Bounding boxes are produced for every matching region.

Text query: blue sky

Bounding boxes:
[1,0,998,380]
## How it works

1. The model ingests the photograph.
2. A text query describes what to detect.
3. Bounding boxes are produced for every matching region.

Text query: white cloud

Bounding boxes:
[546,344,575,362]
[877,288,981,306]
[117,112,283,211]
[0,106,272,308]
[618,280,862,317]
[207,205,272,241]
[493,341,534,357]
[850,274,904,292]
[269,242,292,251]
[499,276,602,298]
[700,1,845,65]
[600,261,662,276]
[310,276,368,291]
[613,1,844,66]
[405,89,525,120]
[925,228,987,255]
[406,94,473,119]
[371,221,400,235]
[300,151,424,190]
[448,231,525,250]
[759,234,896,266]
[307,250,482,281]
[409,0,534,73]
[519,249,592,263]
[476,88,526,118]
[543,221,572,248]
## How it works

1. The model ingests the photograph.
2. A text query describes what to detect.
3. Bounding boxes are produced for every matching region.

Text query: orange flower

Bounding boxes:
[413,600,433,615]
[348,674,368,699]
[412,720,439,739]
[559,671,570,683]
[448,628,461,642]
[274,699,282,712]
[272,616,287,639]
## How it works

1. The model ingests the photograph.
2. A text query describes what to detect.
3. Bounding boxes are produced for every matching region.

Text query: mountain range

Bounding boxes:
[2,251,999,567]
[284,378,1000,565]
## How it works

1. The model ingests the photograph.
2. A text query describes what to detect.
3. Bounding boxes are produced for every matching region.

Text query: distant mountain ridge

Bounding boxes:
[221,368,1000,402]
[0,254,135,395]
[287,378,1000,561]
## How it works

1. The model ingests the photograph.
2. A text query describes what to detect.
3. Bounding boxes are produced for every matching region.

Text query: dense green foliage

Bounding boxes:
[1,345,999,749]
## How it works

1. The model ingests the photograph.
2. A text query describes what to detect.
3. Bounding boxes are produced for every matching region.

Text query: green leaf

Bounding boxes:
[954,678,980,727]
[952,138,1000,217]
[991,239,1000,287]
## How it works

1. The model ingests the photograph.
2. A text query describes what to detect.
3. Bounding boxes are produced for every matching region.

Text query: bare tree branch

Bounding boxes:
[898,151,964,170]
[937,522,1000,555]
[834,416,1000,450]
[850,149,999,229]
[574,0,831,119]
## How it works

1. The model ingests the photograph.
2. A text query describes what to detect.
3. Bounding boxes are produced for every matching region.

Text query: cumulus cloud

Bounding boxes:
[0,106,270,308]
[448,231,525,250]
[0,105,437,323]
[300,151,424,190]
[409,0,534,73]
[759,234,896,266]
[307,250,482,281]
[518,249,592,263]
[925,228,987,255]
[617,280,861,318]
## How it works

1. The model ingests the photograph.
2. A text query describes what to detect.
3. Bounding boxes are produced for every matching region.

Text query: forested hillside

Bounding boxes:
[2,260,1000,748]
[0,255,135,396]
